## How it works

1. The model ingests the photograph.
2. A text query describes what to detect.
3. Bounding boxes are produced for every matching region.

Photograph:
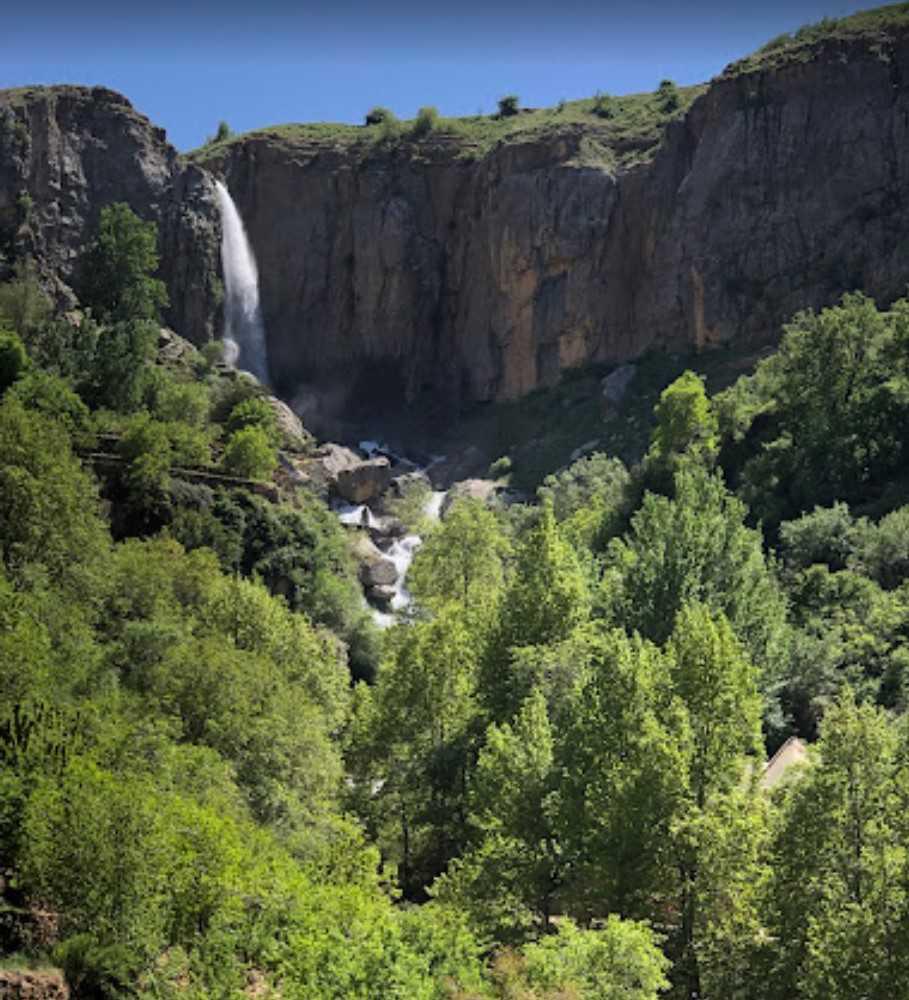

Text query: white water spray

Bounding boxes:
[214,180,269,384]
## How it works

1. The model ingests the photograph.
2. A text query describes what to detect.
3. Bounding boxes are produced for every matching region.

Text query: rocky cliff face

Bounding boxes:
[0,85,220,342]
[199,24,909,430]
[5,24,909,432]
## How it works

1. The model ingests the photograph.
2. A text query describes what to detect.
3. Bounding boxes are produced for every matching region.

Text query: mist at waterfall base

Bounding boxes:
[215,180,270,384]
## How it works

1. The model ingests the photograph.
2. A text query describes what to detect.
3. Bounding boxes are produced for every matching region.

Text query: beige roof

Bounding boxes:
[761,736,809,790]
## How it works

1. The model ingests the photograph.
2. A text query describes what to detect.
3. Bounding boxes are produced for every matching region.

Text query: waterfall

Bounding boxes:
[214,180,269,384]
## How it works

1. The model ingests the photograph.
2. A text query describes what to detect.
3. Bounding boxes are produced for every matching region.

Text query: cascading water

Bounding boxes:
[214,180,269,384]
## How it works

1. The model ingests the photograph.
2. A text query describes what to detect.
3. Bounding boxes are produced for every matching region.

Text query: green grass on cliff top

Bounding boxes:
[189,86,705,169]
[726,1,909,76]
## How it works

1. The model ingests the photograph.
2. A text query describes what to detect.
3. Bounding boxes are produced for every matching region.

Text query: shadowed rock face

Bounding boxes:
[0,85,221,343]
[5,25,909,433]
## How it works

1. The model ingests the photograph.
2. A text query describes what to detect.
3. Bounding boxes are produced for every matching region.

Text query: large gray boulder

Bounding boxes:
[336,457,392,504]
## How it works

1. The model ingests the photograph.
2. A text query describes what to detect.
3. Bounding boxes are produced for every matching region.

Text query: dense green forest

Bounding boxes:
[2,204,909,999]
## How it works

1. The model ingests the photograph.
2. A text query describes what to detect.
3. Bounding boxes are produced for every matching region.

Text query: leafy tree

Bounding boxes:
[558,627,685,921]
[603,464,788,705]
[666,603,764,999]
[650,370,717,462]
[851,504,909,589]
[409,497,510,616]
[520,916,671,1000]
[221,425,277,479]
[225,394,279,444]
[764,691,909,1000]
[778,502,859,573]
[481,501,590,721]
[365,106,395,126]
[0,397,109,591]
[6,370,93,447]
[120,412,173,497]
[0,329,27,393]
[433,689,562,941]
[412,106,440,137]
[538,452,630,549]
[657,78,681,111]
[0,258,52,338]
[82,318,158,412]
[497,94,520,117]
[726,293,909,525]
[80,203,168,323]
[349,604,482,896]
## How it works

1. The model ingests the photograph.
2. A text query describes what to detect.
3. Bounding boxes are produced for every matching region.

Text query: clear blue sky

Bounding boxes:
[1,0,876,151]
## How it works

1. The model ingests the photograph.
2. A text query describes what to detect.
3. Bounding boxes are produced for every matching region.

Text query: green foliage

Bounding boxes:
[365,106,396,126]
[647,370,718,483]
[497,94,520,117]
[412,105,440,137]
[482,501,590,721]
[657,78,681,111]
[488,455,512,478]
[764,691,909,1000]
[80,203,168,324]
[6,370,93,447]
[537,452,630,548]
[206,121,232,144]
[0,259,52,338]
[221,424,277,479]
[0,397,109,591]
[410,498,510,616]
[591,91,615,118]
[0,328,28,393]
[82,318,158,412]
[723,293,909,526]
[603,463,787,699]
[520,916,670,1000]
[225,393,279,443]
[779,502,859,573]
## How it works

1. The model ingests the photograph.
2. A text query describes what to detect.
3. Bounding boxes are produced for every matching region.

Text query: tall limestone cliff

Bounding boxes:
[4,13,909,430]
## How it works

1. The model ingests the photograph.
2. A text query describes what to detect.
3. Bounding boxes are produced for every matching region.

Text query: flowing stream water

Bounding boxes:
[214,180,270,384]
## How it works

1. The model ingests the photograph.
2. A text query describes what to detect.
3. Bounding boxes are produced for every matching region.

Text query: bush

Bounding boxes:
[211,121,232,143]
[411,106,440,138]
[365,106,395,126]
[222,425,277,480]
[489,455,512,479]
[657,78,680,112]
[80,203,168,324]
[200,339,226,371]
[497,94,520,117]
[0,329,28,393]
[225,395,279,445]
[591,91,615,119]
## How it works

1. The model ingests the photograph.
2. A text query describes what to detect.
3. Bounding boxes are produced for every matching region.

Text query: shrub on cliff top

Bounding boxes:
[656,78,680,112]
[497,94,520,117]
[365,106,395,126]
[411,106,440,138]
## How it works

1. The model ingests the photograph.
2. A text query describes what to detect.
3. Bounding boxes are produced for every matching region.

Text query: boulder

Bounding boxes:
[601,363,636,407]
[336,457,392,504]
[353,534,399,588]
[266,396,309,450]
[367,584,397,609]
[441,478,498,516]
[360,557,398,588]
[389,470,431,497]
